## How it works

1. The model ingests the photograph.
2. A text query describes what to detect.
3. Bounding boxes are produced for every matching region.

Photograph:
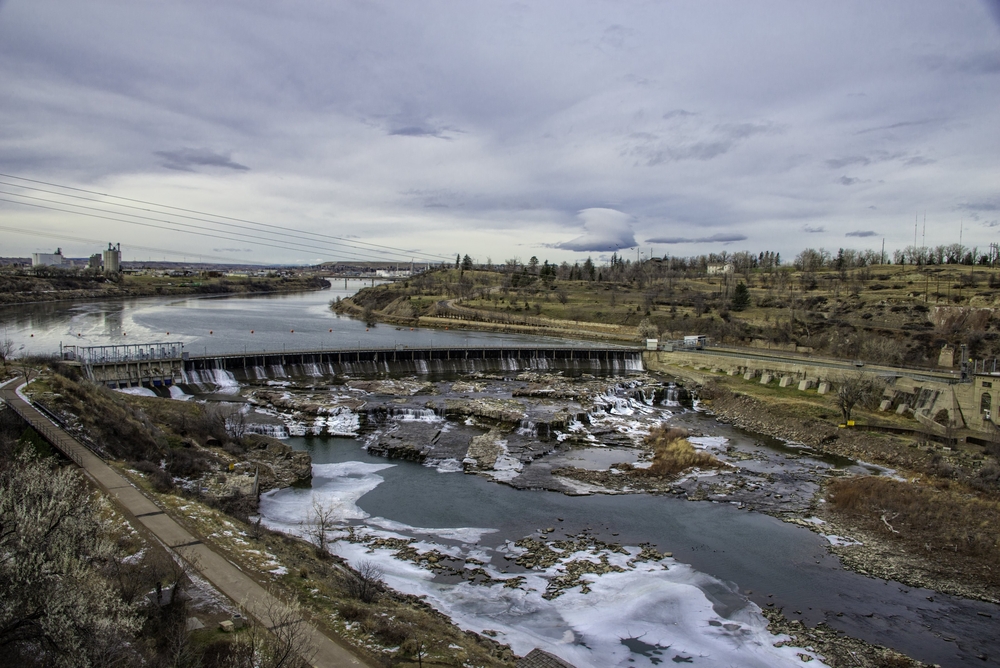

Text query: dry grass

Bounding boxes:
[828,476,1000,584]
[643,425,725,476]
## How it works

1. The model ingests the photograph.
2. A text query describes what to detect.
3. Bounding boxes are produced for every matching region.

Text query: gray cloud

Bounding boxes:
[154,148,249,172]
[855,119,937,135]
[803,225,825,233]
[839,176,861,186]
[628,118,780,166]
[552,208,637,252]
[846,230,877,237]
[663,109,696,119]
[826,156,870,169]
[646,233,748,244]
[961,202,998,211]
[1,1,998,264]
[388,126,452,139]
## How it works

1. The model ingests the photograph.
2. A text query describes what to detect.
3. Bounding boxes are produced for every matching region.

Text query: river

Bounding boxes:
[3,286,998,666]
[0,281,578,357]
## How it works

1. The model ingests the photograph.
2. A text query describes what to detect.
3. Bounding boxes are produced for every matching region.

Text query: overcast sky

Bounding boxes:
[1,1,998,265]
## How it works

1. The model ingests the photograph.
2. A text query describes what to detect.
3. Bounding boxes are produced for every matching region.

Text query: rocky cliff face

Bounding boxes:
[242,434,312,492]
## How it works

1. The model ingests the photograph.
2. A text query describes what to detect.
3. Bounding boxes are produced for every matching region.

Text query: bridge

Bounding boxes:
[62,342,644,388]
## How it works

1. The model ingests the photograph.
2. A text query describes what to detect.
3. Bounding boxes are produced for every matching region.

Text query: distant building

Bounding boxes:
[89,253,103,270]
[375,268,412,278]
[31,248,66,267]
[706,262,734,275]
[103,243,121,273]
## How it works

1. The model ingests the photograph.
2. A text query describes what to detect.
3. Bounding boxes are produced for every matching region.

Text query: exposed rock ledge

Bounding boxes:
[242,434,313,492]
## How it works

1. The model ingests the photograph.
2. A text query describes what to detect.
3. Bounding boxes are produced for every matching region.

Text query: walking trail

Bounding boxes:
[0,376,368,668]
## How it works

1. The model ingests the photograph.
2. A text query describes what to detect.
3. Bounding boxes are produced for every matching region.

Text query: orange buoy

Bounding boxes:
[290,329,294,333]
[410,328,414,331]
[329,329,333,333]
[251,330,254,334]
[366,328,369,331]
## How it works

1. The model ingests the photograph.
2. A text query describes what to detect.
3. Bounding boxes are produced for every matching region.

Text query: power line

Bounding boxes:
[0,193,410,263]
[0,178,447,263]
[0,224,271,265]
[0,172,453,262]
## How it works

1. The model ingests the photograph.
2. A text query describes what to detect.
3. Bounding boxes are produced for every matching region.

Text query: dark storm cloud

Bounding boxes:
[647,233,748,244]
[846,230,877,237]
[154,148,249,172]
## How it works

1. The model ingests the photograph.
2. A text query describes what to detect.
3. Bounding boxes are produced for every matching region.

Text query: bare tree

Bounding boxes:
[343,560,384,603]
[0,338,14,374]
[304,499,337,556]
[226,592,315,668]
[836,372,879,424]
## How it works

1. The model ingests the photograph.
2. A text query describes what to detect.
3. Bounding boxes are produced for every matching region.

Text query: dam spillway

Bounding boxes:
[70,343,645,388]
[183,346,644,384]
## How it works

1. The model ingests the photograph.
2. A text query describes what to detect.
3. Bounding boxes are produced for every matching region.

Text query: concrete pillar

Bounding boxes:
[797,379,814,391]
[896,403,911,415]
[779,376,794,387]
[879,399,892,411]
[727,369,739,376]
[743,370,757,381]
[760,373,773,385]
[817,381,831,395]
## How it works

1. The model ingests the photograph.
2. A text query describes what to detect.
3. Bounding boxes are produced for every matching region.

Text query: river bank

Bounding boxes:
[0,272,330,305]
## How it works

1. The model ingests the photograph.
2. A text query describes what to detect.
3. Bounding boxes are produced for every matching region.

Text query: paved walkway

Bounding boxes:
[0,377,367,668]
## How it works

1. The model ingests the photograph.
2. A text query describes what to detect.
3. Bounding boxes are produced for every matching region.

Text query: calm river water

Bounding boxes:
[3,285,998,666]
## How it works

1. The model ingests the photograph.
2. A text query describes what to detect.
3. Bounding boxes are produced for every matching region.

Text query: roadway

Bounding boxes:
[678,345,964,384]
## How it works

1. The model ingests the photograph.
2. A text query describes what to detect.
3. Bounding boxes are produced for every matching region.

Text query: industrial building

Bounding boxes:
[31,248,66,267]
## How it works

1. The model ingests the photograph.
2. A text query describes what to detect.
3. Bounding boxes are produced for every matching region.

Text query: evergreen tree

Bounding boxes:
[732,281,751,311]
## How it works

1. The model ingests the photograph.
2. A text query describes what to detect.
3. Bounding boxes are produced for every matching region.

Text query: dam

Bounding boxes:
[64,342,645,388]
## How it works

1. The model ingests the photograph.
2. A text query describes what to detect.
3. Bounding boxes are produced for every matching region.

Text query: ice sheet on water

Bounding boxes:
[259,459,824,668]
[368,517,497,544]
[425,458,463,473]
[259,461,396,528]
[688,435,729,450]
[823,534,862,547]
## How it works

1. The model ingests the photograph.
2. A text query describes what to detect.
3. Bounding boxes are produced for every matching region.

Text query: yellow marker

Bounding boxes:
[838,424,846,429]
[229,463,235,471]
[847,420,855,427]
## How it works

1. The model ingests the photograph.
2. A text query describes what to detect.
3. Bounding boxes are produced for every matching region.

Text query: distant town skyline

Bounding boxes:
[1,1,998,265]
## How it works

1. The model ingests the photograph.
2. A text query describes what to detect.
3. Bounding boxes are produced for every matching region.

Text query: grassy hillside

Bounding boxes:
[335,262,1000,366]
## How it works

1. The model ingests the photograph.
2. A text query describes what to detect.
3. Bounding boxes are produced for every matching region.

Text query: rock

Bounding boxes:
[242,434,312,491]
[465,429,507,470]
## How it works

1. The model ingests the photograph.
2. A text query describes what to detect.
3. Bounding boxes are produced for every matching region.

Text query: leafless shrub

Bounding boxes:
[226,592,315,668]
[304,499,337,556]
[343,560,384,604]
